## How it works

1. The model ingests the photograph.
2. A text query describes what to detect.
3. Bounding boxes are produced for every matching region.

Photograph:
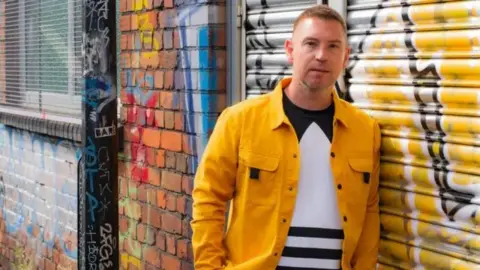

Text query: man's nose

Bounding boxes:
[315,48,328,61]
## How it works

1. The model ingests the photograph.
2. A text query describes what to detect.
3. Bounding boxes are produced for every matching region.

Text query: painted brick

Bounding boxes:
[181,175,193,196]
[146,108,155,126]
[153,30,163,50]
[161,131,182,152]
[120,15,131,31]
[176,195,186,215]
[142,128,161,148]
[164,70,174,89]
[131,52,140,68]
[134,0,143,11]
[174,70,185,90]
[154,71,164,89]
[120,0,128,12]
[121,52,131,68]
[177,239,188,260]
[138,11,158,31]
[163,30,173,49]
[137,224,155,245]
[174,112,184,131]
[131,14,139,30]
[140,52,159,69]
[120,34,129,50]
[161,171,182,192]
[159,9,177,28]
[134,32,142,50]
[176,153,188,173]
[155,110,165,128]
[157,190,167,209]
[159,51,177,69]
[127,33,135,50]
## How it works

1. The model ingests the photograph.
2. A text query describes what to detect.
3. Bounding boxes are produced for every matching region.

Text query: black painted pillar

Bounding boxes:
[79,0,119,269]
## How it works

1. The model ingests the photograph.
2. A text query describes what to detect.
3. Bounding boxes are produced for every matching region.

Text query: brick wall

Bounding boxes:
[0,125,80,269]
[118,0,226,269]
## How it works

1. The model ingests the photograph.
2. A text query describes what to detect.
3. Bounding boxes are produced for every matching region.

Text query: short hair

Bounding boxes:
[293,5,347,36]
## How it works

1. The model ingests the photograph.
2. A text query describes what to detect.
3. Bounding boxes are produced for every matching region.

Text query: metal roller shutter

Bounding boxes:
[243,0,319,99]
[346,1,480,268]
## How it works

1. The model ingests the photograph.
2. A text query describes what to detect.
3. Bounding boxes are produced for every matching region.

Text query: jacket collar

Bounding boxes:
[269,77,350,130]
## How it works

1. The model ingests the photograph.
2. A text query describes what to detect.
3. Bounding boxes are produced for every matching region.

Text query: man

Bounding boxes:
[191,4,381,270]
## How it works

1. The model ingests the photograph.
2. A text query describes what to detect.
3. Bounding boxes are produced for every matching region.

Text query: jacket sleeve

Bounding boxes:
[191,107,240,270]
[351,120,381,269]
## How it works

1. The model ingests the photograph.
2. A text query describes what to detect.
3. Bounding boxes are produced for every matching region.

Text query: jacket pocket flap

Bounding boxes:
[348,157,373,173]
[239,150,280,171]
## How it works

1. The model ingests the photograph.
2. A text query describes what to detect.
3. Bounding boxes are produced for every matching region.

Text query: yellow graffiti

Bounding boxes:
[121,253,141,269]
[134,0,149,11]
[380,239,479,269]
[137,13,161,61]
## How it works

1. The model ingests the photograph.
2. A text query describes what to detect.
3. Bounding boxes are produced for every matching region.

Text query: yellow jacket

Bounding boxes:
[192,77,381,270]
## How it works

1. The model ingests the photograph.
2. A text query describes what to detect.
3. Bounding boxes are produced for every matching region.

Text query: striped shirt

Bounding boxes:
[279,93,344,270]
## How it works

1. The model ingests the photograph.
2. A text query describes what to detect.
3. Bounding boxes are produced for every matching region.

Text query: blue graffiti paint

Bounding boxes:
[85,136,99,223]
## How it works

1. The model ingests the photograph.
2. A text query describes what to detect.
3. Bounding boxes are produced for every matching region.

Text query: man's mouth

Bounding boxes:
[310,68,329,73]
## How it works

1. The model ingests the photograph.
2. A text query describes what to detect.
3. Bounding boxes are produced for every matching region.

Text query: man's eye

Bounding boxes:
[330,44,339,48]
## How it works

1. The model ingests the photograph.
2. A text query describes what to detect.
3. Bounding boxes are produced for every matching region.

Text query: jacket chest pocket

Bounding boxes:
[345,156,373,206]
[237,150,281,206]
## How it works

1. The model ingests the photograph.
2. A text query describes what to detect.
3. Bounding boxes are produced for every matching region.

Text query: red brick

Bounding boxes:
[166,234,176,255]
[177,196,186,215]
[135,107,146,126]
[124,125,142,143]
[120,0,127,12]
[146,147,156,166]
[156,231,166,251]
[142,205,162,228]
[161,131,182,152]
[131,52,140,68]
[131,14,139,30]
[182,262,194,270]
[177,239,189,260]
[120,15,131,31]
[165,0,173,8]
[164,111,174,129]
[146,108,155,126]
[137,224,155,245]
[182,175,193,195]
[161,171,182,192]
[121,52,131,68]
[145,0,153,10]
[120,34,129,50]
[45,259,55,270]
[173,29,181,48]
[156,149,166,168]
[143,246,161,267]
[174,112,183,131]
[176,153,188,173]
[142,128,161,148]
[129,179,140,199]
[157,190,167,209]
[162,253,181,270]
[140,52,159,69]
[120,216,129,234]
[125,239,142,259]
[127,0,134,11]
[128,33,135,50]
[148,167,161,186]
[155,110,165,128]
[166,192,177,211]
[153,30,163,50]
[138,184,148,203]
[165,151,175,169]
[162,212,182,234]
[182,218,192,238]
[165,70,174,89]
[154,71,164,89]
[160,91,173,109]
[158,51,177,69]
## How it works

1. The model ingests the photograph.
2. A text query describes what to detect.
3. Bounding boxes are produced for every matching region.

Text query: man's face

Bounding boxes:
[285,17,350,92]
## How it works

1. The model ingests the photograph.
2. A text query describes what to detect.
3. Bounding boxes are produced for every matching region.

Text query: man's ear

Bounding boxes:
[342,46,351,69]
[285,39,294,64]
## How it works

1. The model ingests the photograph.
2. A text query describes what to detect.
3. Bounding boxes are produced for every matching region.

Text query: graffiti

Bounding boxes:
[0,125,80,260]
[81,0,118,268]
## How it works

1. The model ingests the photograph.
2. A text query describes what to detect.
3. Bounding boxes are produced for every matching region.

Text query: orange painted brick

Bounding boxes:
[154,71,164,89]
[146,147,156,166]
[127,0,134,11]
[161,171,182,192]
[156,149,165,168]
[161,131,182,152]
[164,0,174,8]
[138,11,158,31]
[176,195,186,215]
[174,112,183,131]
[120,34,129,50]
[155,110,165,128]
[148,167,161,186]
[142,128,161,148]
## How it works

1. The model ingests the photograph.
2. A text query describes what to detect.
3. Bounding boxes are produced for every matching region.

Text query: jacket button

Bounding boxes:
[289,186,293,191]
[330,152,335,158]
[343,216,347,222]
[274,252,278,256]
[293,154,297,158]
[282,218,287,223]
[337,184,342,190]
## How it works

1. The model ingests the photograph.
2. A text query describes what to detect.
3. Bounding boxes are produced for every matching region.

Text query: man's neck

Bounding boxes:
[284,80,333,111]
